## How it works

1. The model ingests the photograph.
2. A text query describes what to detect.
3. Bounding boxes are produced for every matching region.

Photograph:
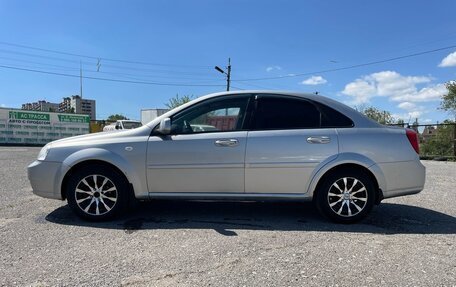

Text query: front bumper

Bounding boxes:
[28,160,65,200]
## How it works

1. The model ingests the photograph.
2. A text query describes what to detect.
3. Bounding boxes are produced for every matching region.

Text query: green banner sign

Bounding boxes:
[9,111,50,121]
[58,114,90,123]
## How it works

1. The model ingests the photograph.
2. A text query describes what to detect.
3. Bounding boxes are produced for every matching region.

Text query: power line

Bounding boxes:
[0,48,88,64]
[0,56,80,71]
[0,41,213,69]
[233,80,273,90]
[94,70,223,84]
[3,41,454,87]
[0,49,216,76]
[232,44,456,82]
[0,64,226,87]
[0,55,225,82]
[94,62,213,76]
[0,52,225,80]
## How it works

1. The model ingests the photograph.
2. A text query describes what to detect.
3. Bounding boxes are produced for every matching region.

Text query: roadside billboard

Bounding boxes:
[0,108,90,145]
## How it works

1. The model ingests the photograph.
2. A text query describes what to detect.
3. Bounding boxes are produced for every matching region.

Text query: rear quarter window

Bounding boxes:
[316,102,354,128]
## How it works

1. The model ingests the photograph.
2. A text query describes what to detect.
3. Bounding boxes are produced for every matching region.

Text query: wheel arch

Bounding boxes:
[61,159,134,200]
[307,153,386,204]
[59,148,142,200]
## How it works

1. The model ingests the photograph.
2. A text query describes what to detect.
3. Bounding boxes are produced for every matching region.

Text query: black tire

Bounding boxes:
[315,169,375,223]
[66,164,130,221]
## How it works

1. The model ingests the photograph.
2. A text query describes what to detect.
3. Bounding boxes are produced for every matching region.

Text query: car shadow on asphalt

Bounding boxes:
[45,200,456,236]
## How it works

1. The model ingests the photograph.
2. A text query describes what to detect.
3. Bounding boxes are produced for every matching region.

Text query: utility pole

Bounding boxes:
[226,58,231,91]
[453,120,456,157]
[80,61,83,98]
[215,58,231,91]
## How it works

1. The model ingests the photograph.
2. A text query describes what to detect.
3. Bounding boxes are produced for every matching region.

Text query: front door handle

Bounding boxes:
[307,136,331,144]
[215,139,239,147]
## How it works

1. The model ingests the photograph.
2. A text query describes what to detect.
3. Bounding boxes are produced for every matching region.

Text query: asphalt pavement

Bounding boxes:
[0,146,455,286]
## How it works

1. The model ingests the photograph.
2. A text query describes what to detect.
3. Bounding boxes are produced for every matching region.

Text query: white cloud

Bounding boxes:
[397,101,417,110]
[392,111,423,121]
[368,71,430,97]
[438,51,456,67]
[341,79,376,104]
[390,83,446,102]
[266,66,282,72]
[301,75,328,85]
[408,111,423,119]
[342,70,445,104]
[395,102,426,120]
[0,104,5,108]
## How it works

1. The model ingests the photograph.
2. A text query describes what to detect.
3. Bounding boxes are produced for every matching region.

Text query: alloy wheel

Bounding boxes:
[74,174,118,216]
[327,177,368,217]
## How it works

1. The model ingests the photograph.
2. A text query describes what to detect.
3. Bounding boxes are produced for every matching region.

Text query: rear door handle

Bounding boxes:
[307,136,330,144]
[215,139,239,147]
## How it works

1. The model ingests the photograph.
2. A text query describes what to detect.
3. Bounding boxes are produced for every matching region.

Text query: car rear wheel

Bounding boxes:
[66,164,129,221]
[315,170,375,223]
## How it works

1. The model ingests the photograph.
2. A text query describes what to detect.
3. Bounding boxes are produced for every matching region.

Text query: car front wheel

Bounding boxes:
[66,164,129,221]
[316,170,375,223]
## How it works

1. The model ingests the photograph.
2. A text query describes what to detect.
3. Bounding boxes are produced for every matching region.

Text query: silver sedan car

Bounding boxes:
[28,91,425,223]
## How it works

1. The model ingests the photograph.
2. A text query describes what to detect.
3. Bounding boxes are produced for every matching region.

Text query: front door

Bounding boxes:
[147,95,251,193]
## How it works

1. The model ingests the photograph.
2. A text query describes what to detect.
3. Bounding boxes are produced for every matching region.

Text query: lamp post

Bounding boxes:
[215,58,231,91]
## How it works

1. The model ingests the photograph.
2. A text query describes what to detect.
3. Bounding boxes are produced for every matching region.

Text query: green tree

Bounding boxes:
[107,114,129,121]
[438,82,456,157]
[357,106,396,125]
[421,120,455,156]
[440,81,456,119]
[165,94,193,109]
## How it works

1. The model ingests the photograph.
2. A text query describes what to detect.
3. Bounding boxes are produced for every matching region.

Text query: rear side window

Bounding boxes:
[251,95,354,130]
[252,97,320,130]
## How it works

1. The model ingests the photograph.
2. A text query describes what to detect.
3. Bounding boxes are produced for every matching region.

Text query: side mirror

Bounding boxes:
[157,118,171,134]
[115,124,120,130]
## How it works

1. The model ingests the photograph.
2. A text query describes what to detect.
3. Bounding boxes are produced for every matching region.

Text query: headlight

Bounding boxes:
[37,144,51,161]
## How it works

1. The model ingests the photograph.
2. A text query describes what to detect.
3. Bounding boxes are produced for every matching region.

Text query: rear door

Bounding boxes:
[245,95,341,194]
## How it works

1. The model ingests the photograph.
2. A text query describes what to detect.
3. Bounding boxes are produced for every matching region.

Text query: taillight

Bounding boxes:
[406,129,420,154]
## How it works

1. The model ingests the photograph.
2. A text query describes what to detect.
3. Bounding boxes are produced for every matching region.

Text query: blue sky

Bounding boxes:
[0,0,455,123]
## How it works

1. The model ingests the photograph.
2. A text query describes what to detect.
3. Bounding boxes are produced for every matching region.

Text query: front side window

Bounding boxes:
[252,96,320,130]
[170,96,250,134]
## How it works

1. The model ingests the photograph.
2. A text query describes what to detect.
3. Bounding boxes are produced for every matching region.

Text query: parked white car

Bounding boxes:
[28,91,425,223]
[103,120,142,132]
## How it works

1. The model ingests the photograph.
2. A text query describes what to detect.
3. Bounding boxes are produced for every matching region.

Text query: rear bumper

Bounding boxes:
[28,160,65,200]
[373,160,426,199]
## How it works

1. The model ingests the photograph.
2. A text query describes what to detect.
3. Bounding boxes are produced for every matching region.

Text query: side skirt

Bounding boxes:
[145,192,313,202]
